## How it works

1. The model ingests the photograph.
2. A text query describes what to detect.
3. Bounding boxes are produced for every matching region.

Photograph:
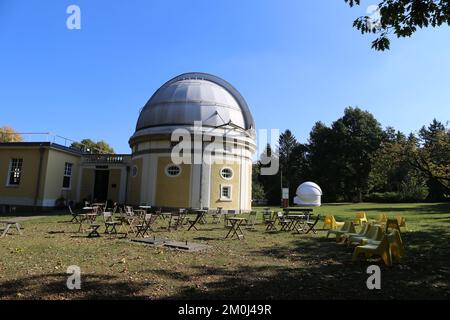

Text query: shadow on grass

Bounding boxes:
[0,273,154,300]
[161,228,450,300]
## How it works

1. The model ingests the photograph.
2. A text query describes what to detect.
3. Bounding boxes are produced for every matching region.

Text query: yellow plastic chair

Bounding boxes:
[322,215,345,230]
[348,225,384,246]
[396,215,407,229]
[385,218,401,235]
[326,221,356,242]
[352,234,392,266]
[387,229,405,262]
[354,212,368,225]
[377,213,388,224]
[340,222,371,244]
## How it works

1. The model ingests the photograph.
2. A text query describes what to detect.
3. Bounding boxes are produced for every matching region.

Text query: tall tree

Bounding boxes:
[307,107,383,202]
[0,126,23,142]
[345,0,450,50]
[257,144,281,204]
[278,130,300,202]
[411,119,450,198]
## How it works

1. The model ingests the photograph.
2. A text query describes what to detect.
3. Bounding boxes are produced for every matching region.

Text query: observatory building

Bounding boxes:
[0,73,256,212]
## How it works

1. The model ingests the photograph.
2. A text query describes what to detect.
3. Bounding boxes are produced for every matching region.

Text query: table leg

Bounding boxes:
[1,224,11,238]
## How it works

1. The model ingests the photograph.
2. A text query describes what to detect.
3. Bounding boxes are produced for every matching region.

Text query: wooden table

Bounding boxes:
[225,217,246,240]
[0,221,22,238]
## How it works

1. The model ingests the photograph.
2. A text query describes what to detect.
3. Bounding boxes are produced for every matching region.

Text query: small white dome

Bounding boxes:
[293,182,322,207]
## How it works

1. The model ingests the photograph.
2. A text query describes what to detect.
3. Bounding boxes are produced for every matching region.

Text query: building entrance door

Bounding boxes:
[93,170,109,202]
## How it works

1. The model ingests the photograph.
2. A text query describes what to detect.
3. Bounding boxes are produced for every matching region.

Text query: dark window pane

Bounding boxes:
[63,176,71,188]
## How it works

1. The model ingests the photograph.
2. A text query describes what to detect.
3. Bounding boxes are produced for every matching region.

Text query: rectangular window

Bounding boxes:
[220,185,232,201]
[7,158,23,186]
[62,162,73,189]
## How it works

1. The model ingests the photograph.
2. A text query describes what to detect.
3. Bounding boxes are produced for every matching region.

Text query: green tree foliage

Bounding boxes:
[410,119,450,199]
[71,139,115,154]
[252,165,266,200]
[257,144,282,204]
[307,107,383,202]
[345,0,450,50]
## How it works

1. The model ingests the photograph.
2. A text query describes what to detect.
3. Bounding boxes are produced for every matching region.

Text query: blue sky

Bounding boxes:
[1,0,449,153]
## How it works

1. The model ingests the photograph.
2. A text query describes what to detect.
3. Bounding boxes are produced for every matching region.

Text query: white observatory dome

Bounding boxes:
[293,182,322,207]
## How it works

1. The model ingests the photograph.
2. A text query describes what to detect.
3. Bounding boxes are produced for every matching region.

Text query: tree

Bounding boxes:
[0,126,23,142]
[257,144,281,204]
[71,139,115,154]
[345,0,450,50]
[410,120,450,198]
[278,130,300,202]
[307,107,383,202]
[252,165,266,201]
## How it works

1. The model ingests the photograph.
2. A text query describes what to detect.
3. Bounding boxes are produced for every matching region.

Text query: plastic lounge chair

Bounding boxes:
[354,212,368,225]
[326,221,356,241]
[385,218,401,235]
[340,222,371,244]
[322,215,344,230]
[348,225,384,246]
[396,215,407,229]
[352,234,392,266]
[304,214,321,234]
[371,213,387,225]
[387,229,405,262]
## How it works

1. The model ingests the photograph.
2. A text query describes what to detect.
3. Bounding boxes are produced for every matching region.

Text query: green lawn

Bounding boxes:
[0,203,449,300]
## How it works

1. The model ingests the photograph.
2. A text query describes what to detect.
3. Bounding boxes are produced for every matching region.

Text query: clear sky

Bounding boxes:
[1,0,449,153]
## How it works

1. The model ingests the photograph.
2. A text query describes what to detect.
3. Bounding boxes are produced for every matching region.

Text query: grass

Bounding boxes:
[0,202,449,300]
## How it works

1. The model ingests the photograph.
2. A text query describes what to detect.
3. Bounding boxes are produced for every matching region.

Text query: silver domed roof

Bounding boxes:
[135,73,255,132]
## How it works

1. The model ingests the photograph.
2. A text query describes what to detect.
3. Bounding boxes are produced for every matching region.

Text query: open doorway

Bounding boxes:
[93,170,109,202]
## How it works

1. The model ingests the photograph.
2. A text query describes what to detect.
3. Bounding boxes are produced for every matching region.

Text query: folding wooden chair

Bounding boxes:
[211,209,222,224]
[277,212,291,231]
[103,212,122,237]
[304,214,321,234]
[135,214,156,237]
[265,214,278,232]
[243,211,257,230]
[68,205,79,223]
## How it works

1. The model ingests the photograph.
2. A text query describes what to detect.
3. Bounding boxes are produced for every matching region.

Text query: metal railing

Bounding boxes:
[82,154,131,164]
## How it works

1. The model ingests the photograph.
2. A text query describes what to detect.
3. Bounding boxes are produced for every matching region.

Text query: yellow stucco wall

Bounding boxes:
[155,157,190,208]
[79,168,95,201]
[42,149,80,203]
[0,147,48,204]
[210,162,241,210]
[128,157,142,205]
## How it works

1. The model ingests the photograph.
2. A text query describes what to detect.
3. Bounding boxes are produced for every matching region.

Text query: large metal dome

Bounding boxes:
[134,73,255,133]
